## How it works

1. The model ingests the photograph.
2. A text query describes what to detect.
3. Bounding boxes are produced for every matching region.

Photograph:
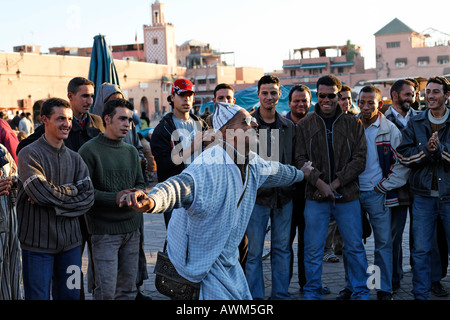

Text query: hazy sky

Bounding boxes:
[1,0,449,72]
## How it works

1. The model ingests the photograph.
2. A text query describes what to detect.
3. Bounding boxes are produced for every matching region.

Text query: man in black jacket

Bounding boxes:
[17,77,104,153]
[150,78,208,227]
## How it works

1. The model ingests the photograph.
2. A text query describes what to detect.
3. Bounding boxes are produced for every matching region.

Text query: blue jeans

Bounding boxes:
[245,200,293,300]
[391,205,408,283]
[411,195,450,300]
[303,199,369,300]
[359,190,393,293]
[22,246,81,300]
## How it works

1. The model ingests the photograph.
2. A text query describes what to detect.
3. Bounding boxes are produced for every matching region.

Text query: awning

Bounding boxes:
[300,63,327,70]
[438,55,449,61]
[417,56,429,62]
[395,58,407,64]
[195,75,207,80]
[283,64,302,69]
[206,75,216,79]
[330,61,354,67]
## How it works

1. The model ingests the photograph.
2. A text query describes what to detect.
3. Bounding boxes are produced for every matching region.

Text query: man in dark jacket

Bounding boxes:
[245,75,296,300]
[150,78,208,227]
[295,74,369,300]
[396,76,450,300]
[17,77,104,153]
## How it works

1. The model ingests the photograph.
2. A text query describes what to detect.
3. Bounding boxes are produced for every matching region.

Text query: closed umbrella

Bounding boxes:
[88,34,120,111]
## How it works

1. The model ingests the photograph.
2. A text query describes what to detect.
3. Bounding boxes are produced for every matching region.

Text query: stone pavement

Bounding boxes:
[82,206,450,301]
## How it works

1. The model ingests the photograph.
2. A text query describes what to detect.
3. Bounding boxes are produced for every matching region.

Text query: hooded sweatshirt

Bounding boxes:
[91,83,144,160]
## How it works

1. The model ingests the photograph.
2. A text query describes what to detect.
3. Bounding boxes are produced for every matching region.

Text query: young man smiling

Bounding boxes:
[17,98,95,300]
[396,76,450,300]
[245,75,296,300]
[295,75,369,300]
[79,99,145,300]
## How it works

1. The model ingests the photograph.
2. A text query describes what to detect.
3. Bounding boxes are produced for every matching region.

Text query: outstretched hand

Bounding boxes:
[119,189,155,213]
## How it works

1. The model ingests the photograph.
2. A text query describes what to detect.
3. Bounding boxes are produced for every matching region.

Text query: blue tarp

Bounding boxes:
[88,34,120,111]
[199,84,317,115]
[199,84,360,115]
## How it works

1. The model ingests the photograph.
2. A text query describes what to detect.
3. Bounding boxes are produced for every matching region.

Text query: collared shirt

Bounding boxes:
[74,113,88,129]
[390,107,411,129]
[359,116,383,191]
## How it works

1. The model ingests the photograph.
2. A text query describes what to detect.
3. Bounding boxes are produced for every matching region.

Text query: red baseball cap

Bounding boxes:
[171,78,195,95]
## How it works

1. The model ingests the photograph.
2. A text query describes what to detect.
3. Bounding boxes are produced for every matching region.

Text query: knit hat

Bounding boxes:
[212,102,244,131]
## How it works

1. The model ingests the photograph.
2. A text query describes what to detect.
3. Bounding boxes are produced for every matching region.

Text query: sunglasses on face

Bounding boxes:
[318,93,338,99]
[242,117,257,126]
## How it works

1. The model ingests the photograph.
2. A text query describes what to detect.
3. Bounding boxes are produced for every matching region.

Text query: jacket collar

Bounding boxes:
[252,107,289,128]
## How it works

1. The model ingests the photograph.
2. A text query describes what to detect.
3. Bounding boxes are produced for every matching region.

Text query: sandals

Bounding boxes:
[323,253,340,263]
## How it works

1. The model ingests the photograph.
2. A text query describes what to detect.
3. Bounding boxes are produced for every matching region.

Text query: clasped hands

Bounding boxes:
[117,188,155,213]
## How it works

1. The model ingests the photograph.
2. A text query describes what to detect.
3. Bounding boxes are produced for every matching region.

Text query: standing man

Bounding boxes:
[16,98,95,300]
[205,83,236,127]
[384,79,419,292]
[245,75,296,300]
[396,76,450,300]
[285,84,310,291]
[338,85,358,115]
[79,99,145,300]
[18,112,34,136]
[119,102,313,299]
[150,78,208,227]
[16,77,104,300]
[295,74,369,300]
[338,85,408,300]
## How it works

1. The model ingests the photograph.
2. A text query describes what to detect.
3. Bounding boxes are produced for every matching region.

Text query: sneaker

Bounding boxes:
[336,288,352,300]
[431,282,449,297]
[377,291,393,300]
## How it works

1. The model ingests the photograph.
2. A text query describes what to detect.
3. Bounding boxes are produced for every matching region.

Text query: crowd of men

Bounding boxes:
[0,72,449,301]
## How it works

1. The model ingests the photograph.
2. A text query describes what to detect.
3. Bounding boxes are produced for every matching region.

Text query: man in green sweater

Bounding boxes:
[79,98,145,300]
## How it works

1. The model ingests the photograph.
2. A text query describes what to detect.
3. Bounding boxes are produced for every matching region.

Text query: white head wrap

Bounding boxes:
[212,102,244,131]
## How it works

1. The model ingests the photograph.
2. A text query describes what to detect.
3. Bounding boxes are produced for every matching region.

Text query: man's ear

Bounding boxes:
[67,91,73,102]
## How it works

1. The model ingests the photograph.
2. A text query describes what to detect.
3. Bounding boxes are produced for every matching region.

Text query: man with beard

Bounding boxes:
[396,76,450,300]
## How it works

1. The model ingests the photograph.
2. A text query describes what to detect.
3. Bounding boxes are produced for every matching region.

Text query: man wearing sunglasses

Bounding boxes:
[245,75,297,300]
[295,74,370,300]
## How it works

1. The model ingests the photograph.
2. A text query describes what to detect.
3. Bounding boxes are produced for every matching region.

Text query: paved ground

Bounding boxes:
[82,204,450,301]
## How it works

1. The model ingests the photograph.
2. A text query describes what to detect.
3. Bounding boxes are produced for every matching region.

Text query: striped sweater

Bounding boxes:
[16,136,95,253]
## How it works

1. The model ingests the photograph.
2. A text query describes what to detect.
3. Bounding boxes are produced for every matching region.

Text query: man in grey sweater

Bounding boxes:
[17,98,95,300]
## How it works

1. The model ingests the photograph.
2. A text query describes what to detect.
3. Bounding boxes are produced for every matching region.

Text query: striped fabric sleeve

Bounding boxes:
[147,172,195,214]
[18,153,95,215]
[260,161,304,189]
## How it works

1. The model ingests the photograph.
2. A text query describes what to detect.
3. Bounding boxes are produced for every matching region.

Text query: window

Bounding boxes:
[417,56,429,66]
[290,70,296,77]
[387,42,400,48]
[153,38,158,45]
[395,58,407,68]
[197,79,206,85]
[209,78,216,84]
[438,55,449,65]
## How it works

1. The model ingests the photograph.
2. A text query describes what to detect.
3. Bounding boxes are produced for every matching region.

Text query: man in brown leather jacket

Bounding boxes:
[295,74,369,300]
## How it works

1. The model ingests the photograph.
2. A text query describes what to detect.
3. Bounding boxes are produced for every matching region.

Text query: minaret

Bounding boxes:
[143,1,177,74]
